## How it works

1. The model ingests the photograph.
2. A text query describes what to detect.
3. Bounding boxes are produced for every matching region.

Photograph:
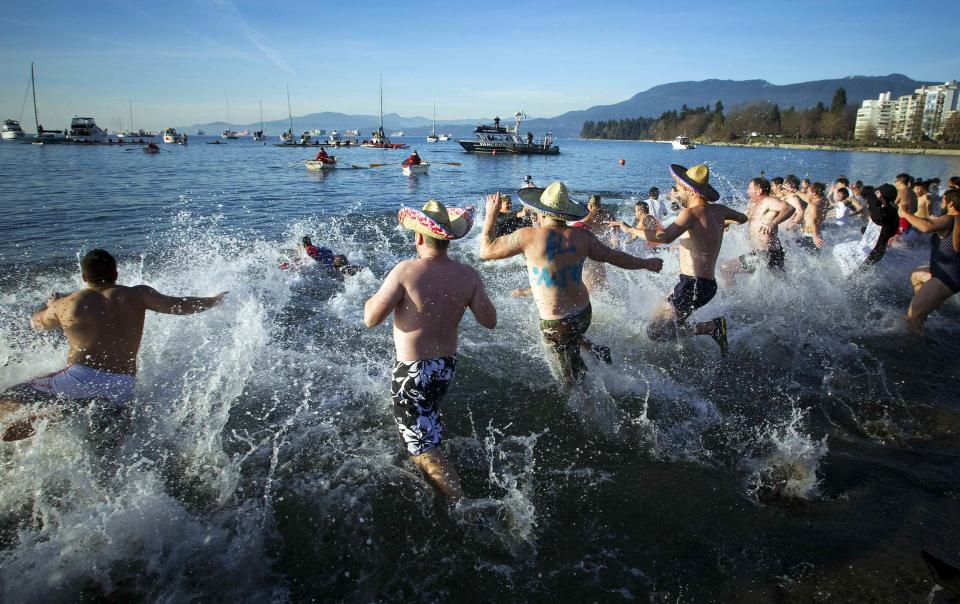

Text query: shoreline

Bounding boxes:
[579,138,960,156]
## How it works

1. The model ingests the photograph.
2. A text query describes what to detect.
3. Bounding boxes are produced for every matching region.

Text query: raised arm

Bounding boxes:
[644,208,693,244]
[898,208,953,234]
[760,198,795,234]
[723,205,749,225]
[479,192,527,260]
[31,293,64,331]
[136,285,227,315]
[363,264,405,327]
[587,233,662,272]
[467,271,496,329]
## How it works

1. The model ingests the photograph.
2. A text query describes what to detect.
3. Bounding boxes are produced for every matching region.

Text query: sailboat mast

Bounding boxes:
[379,74,383,134]
[225,94,232,130]
[129,100,133,132]
[259,100,264,131]
[432,100,436,135]
[286,85,293,133]
[31,62,40,133]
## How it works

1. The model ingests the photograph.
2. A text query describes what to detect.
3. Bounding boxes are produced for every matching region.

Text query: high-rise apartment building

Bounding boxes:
[854,81,958,140]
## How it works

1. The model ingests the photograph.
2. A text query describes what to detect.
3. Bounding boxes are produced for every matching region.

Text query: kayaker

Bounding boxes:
[404,150,422,166]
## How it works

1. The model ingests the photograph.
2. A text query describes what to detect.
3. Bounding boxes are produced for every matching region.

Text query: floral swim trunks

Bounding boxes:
[390,355,458,456]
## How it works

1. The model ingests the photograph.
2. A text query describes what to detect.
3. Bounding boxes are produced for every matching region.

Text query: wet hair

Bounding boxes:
[333,254,348,268]
[648,187,659,198]
[636,201,650,213]
[810,182,826,195]
[950,176,960,189]
[895,173,911,186]
[588,194,601,207]
[422,236,449,250]
[853,180,863,189]
[861,185,875,200]
[914,180,929,191]
[301,236,313,246]
[771,176,784,186]
[835,187,849,199]
[836,177,849,186]
[784,175,800,189]
[81,249,118,284]
[944,189,960,210]
[750,177,772,195]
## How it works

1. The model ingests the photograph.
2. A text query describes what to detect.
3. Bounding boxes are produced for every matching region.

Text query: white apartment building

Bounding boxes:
[854,80,959,140]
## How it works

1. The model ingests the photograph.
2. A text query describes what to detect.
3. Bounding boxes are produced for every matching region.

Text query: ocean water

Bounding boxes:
[1,137,959,602]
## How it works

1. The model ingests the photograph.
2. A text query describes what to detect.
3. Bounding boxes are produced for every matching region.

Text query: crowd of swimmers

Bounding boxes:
[2,164,958,506]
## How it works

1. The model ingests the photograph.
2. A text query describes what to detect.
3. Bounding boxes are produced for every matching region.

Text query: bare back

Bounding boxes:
[521,226,593,320]
[676,205,729,280]
[46,286,147,375]
[390,258,484,361]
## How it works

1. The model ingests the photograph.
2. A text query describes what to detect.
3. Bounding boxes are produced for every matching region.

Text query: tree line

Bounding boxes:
[581,88,857,142]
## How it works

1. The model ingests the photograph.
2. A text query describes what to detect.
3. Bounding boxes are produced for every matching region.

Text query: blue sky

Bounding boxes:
[1,0,957,130]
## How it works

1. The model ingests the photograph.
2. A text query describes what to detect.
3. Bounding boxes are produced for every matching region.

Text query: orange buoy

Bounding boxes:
[619,158,625,166]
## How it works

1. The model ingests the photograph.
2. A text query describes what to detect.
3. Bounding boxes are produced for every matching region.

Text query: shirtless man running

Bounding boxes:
[618,163,747,353]
[797,182,827,252]
[721,177,795,286]
[0,249,227,441]
[364,200,496,503]
[480,182,662,386]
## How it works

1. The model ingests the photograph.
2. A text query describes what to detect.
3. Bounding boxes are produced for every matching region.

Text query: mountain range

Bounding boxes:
[181,74,938,138]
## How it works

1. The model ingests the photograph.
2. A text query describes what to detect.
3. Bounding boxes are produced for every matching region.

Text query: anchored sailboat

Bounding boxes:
[29,62,65,141]
[222,95,238,139]
[427,101,439,143]
[280,85,294,144]
[253,100,266,141]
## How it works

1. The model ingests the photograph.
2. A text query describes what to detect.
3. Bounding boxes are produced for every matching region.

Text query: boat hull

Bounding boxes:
[671,142,695,149]
[305,159,337,171]
[2,130,25,140]
[458,140,559,155]
[402,162,429,175]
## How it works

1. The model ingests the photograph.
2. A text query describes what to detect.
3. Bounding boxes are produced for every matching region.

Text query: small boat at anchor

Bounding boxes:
[458,112,558,155]
[671,135,695,149]
[1,119,26,140]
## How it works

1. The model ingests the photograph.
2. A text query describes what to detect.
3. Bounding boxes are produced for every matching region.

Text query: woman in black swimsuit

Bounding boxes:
[899,189,960,335]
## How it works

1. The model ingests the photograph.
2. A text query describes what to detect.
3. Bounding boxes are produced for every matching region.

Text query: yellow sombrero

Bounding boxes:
[398,200,474,240]
[670,163,720,202]
[516,180,589,220]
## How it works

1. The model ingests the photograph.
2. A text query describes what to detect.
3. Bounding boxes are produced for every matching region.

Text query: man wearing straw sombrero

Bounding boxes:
[480,181,663,386]
[364,200,497,503]
[619,163,748,354]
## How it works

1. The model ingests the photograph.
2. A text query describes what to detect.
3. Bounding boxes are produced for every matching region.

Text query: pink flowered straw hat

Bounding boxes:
[398,200,474,240]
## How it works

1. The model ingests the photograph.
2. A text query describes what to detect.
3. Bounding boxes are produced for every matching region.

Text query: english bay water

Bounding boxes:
[1,138,959,602]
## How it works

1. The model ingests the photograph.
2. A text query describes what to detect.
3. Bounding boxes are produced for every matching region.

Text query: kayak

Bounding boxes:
[305,158,338,171]
[402,162,429,175]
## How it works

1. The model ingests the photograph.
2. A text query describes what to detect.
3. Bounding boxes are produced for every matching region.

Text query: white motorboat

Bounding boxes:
[438,133,451,141]
[345,129,360,136]
[222,129,239,139]
[671,135,695,149]
[1,119,26,140]
[68,117,108,142]
[328,130,342,144]
[402,161,429,175]
[458,112,559,155]
[391,130,404,137]
[162,127,180,144]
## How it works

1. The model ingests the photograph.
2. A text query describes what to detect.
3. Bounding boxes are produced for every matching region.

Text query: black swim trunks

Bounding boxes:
[539,304,592,386]
[668,274,718,324]
[738,245,785,272]
[391,355,457,456]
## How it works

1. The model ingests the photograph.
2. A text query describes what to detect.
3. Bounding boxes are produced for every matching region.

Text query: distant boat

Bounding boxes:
[360,76,407,149]
[253,101,265,140]
[196,129,206,136]
[68,117,109,142]
[117,101,156,140]
[671,135,695,150]
[458,112,558,155]
[345,129,360,136]
[438,133,451,141]
[279,85,295,145]
[427,101,439,143]
[27,63,65,141]
[162,127,180,144]
[299,131,313,145]
[222,94,238,139]
[1,119,26,140]
[391,130,404,137]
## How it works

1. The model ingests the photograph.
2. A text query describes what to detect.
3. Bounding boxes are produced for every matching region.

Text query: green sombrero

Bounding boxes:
[516,181,589,220]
